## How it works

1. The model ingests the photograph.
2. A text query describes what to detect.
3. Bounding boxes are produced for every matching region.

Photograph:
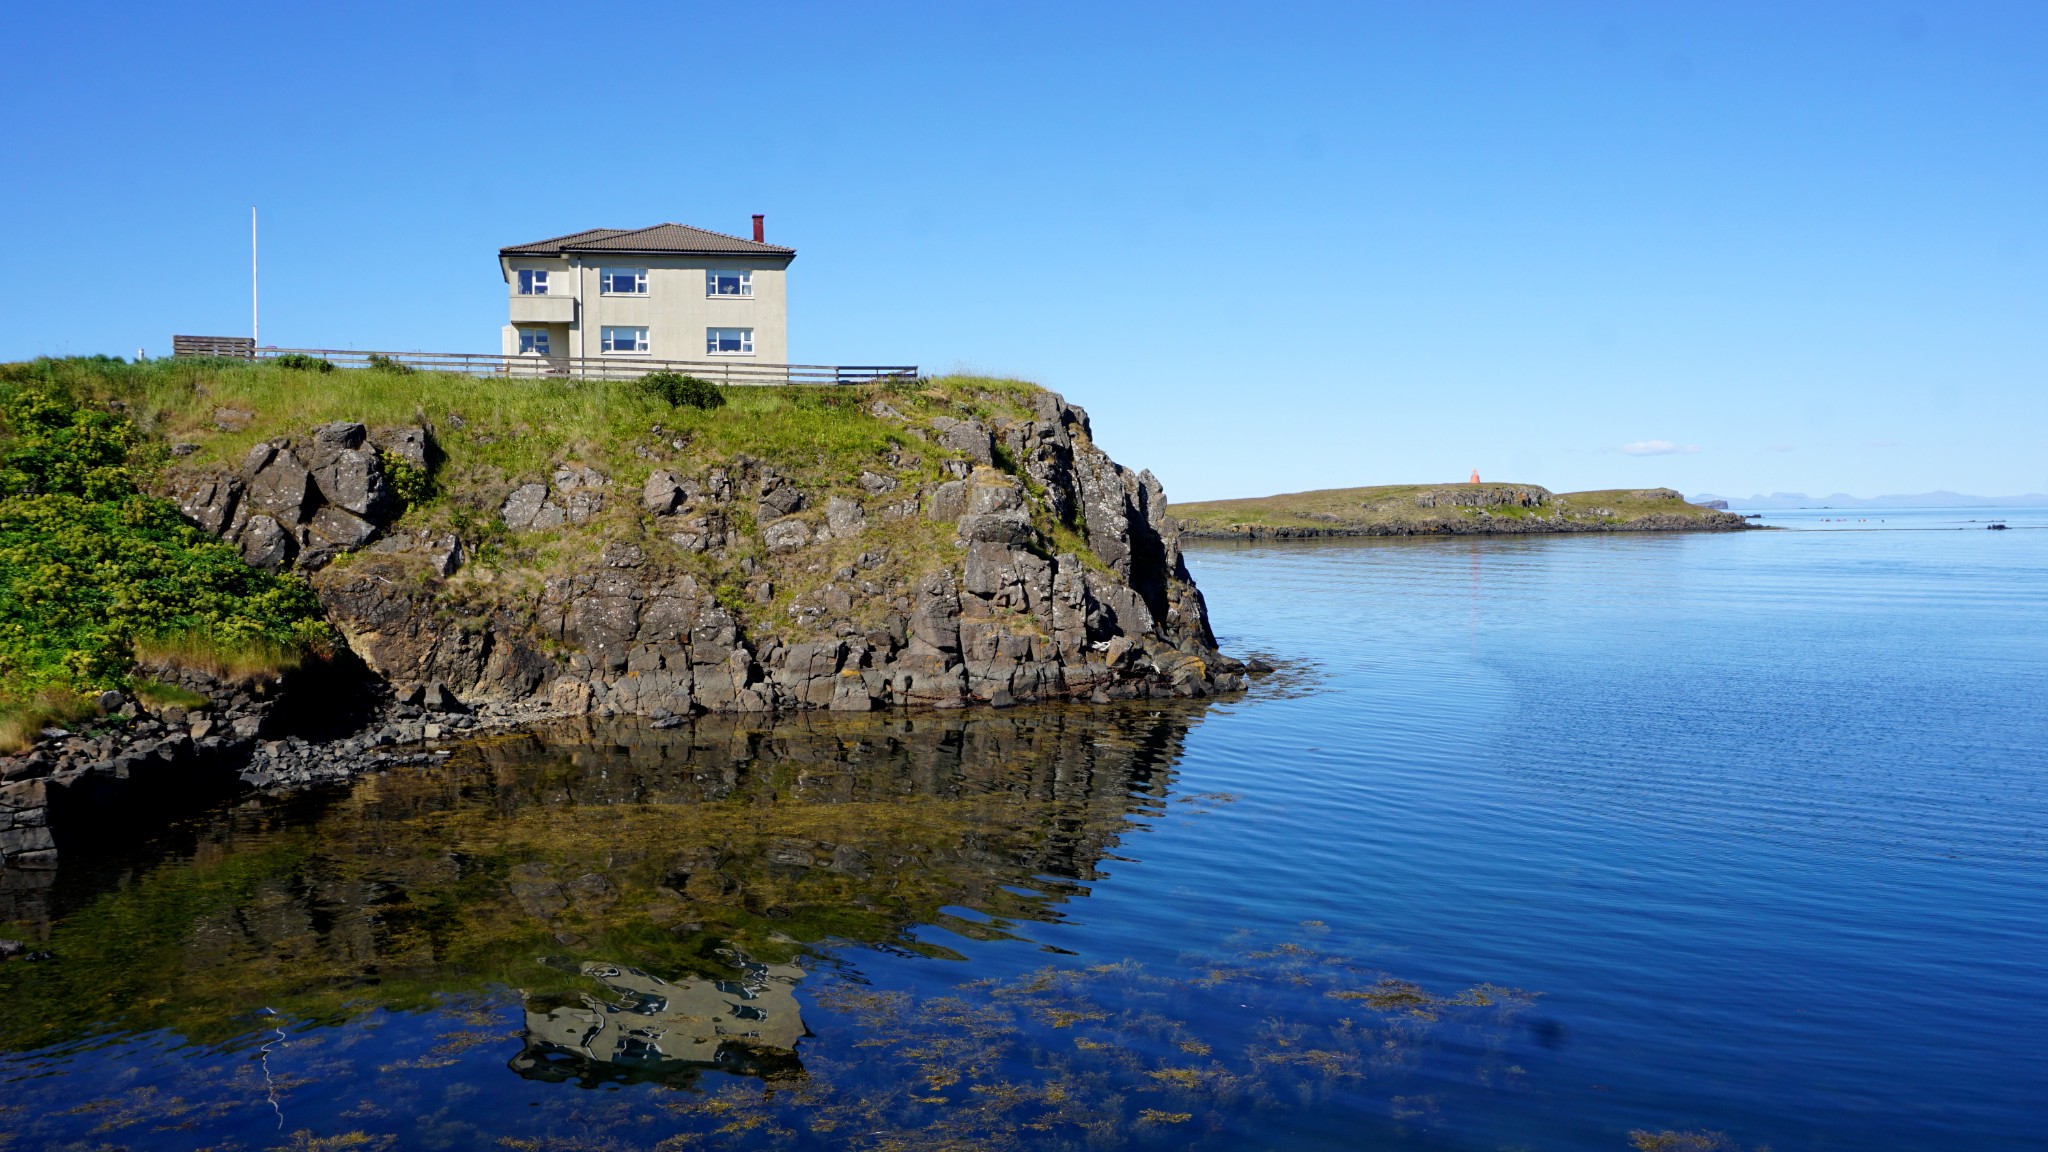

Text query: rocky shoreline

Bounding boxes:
[2,663,465,870]
[4,379,1251,871]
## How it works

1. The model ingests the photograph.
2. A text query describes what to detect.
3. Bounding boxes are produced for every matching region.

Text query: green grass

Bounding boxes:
[1174,482,1736,535]
[15,355,919,483]
[0,686,99,754]
[8,356,1054,492]
[132,679,211,711]
[133,629,304,682]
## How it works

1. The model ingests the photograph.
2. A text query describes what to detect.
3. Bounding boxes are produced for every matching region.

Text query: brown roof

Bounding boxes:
[500,223,795,258]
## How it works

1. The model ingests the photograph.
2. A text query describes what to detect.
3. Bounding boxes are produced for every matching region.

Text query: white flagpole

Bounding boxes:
[251,206,259,347]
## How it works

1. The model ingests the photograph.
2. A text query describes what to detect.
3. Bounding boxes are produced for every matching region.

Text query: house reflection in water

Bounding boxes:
[510,956,806,1086]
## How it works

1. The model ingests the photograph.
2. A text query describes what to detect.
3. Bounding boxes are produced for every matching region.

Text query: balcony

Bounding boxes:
[509,294,576,324]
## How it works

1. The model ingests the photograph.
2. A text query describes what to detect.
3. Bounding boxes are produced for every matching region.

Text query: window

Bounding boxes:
[600,268,648,295]
[601,326,649,354]
[516,269,549,295]
[517,328,550,355]
[706,327,753,355]
[706,269,753,297]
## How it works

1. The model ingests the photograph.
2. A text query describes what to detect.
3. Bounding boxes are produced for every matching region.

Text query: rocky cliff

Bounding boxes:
[166,378,1242,722]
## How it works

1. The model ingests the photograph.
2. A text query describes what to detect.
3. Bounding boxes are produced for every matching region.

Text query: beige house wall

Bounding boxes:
[499,253,791,365]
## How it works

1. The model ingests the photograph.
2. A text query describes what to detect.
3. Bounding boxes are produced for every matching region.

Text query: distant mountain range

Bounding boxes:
[1692,491,2048,510]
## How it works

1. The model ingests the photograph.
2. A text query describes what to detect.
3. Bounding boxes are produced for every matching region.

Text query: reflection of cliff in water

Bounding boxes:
[390,704,1213,963]
[514,956,806,1087]
[0,703,1212,1054]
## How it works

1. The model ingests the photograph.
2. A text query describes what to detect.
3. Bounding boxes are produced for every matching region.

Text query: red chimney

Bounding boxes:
[752,214,765,242]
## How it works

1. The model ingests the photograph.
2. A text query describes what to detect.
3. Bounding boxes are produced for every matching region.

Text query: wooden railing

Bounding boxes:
[227,347,917,386]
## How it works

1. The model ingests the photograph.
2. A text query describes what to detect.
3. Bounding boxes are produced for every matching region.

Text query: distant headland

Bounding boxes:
[1175,483,1749,540]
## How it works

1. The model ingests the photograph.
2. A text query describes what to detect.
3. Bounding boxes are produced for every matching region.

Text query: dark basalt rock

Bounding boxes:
[643,470,685,515]
[169,426,440,572]
[237,514,296,571]
[244,444,316,523]
[376,425,433,470]
[305,421,396,520]
[500,482,554,530]
[931,416,995,465]
[927,480,968,522]
[143,390,1240,755]
[369,530,463,577]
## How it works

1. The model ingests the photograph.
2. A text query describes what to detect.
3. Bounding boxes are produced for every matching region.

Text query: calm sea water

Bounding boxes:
[2,515,2043,1150]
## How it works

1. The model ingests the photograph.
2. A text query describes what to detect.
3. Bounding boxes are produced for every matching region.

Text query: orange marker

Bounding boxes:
[1470,469,1481,484]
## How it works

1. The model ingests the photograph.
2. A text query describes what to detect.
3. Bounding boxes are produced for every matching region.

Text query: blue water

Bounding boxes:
[1739,504,2048,530]
[1175,518,2048,1149]
[2,518,2043,1150]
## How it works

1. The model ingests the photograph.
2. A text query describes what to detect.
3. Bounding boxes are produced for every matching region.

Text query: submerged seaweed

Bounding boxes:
[2,704,1546,1149]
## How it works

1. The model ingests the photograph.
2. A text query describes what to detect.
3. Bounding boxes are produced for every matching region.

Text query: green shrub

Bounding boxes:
[0,387,138,502]
[365,353,416,375]
[636,371,726,410]
[381,454,434,510]
[272,353,334,373]
[0,386,331,701]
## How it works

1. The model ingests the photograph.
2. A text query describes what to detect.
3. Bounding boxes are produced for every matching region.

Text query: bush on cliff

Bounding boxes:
[636,371,726,410]
[0,382,331,719]
[271,353,335,373]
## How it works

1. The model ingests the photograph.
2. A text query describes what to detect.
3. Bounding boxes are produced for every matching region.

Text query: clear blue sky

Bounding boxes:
[4,1,2043,501]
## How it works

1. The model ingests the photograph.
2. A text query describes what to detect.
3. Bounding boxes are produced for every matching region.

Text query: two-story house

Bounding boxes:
[498,218,794,367]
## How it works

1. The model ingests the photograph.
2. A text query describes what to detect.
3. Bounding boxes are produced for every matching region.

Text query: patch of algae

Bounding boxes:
[637,931,1538,1152]
[1629,1132,1753,1152]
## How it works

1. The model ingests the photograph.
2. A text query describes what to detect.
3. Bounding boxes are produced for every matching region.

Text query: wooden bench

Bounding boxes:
[172,335,256,359]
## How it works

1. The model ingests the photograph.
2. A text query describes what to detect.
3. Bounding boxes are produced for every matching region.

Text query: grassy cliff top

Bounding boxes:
[13,355,1044,484]
[0,356,1098,711]
[1174,482,1740,535]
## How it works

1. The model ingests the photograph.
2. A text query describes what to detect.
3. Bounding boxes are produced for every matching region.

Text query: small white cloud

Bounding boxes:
[1621,439,1700,456]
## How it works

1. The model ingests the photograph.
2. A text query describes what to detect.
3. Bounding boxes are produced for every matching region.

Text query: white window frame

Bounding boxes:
[517,327,551,355]
[706,327,754,356]
[599,267,648,296]
[516,269,550,296]
[705,269,753,298]
[601,326,649,355]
